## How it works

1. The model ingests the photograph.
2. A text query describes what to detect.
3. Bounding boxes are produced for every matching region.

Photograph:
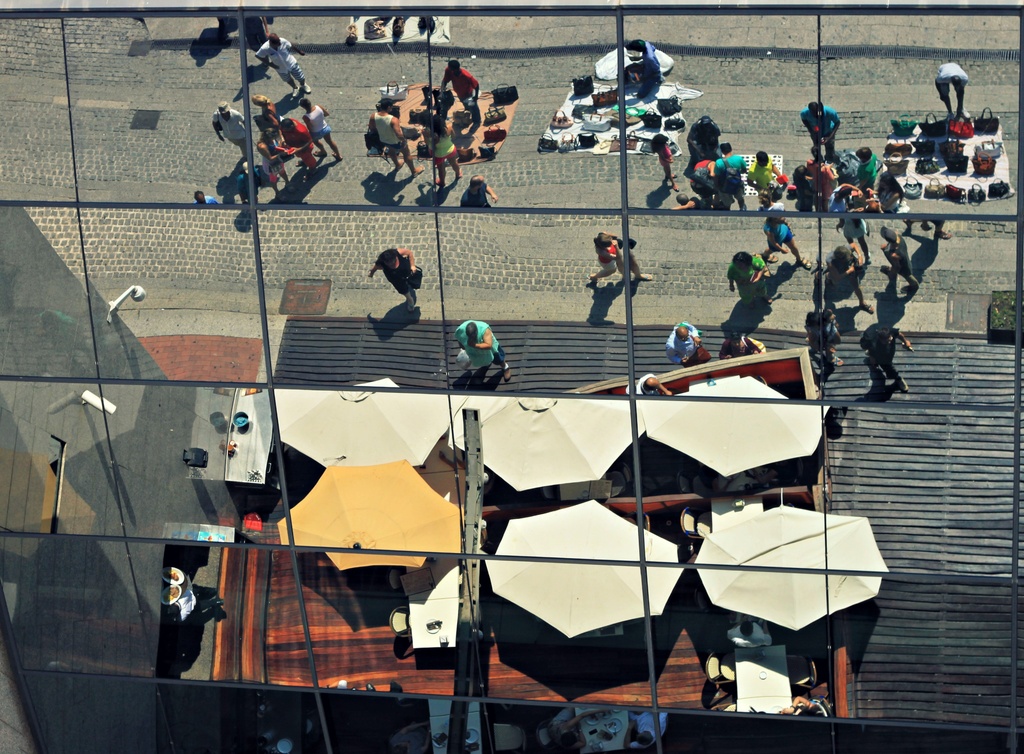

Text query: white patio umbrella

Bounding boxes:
[452,397,640,492]
[275,379,465,467]
[696,506,888,630]
[486,500,682,637]
[638,375,825,477]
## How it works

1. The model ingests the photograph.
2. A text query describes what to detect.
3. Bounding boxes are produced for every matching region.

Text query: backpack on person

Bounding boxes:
[833,150,861,186]
[722,166,743,195]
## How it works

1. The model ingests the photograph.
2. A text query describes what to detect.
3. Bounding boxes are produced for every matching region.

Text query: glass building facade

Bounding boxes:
[0,3,1021,753]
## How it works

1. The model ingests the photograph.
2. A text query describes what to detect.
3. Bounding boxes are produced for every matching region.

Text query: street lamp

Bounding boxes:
[106,285,146,323]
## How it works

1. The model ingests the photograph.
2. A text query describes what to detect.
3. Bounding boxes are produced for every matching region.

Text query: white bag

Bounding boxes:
[975,140,1003,159]
[581,113,611,132]
[379,81,408,101]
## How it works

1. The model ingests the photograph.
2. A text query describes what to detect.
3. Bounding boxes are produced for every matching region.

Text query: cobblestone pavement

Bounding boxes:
[1,13,1020,368]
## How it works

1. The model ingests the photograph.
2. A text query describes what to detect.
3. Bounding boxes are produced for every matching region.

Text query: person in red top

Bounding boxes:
[279,118,317,177]
[804,146,837,211]
[441,59,481,130]
[588,232,653,285]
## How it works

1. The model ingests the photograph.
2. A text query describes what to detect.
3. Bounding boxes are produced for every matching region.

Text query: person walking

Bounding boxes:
[441,59,481,131]
[800,102,840,162]
[935,62,969,118]
[588,232,652,285]
[860,325,913,393]
[878,226,920,295]
[368,247,420,312]
[819,245,873,314]
[624,39,664,99]
[255,32,311,96]
[300,98,342,161]
[212,102,248,161]
[369,99,424,178]
[683,115,722,179]
[460,175,498,207]
[278,118,317,177]
[805,309,842,367]
[651,134,679,191]
[805,147,838,211]
[763,217,812,269]
[455,320,512,382]
[425,114,461,188]
[709,142,748,210]
[665,322,711,367]
[250,93,280,133]
[727,251,773,308]
[903,219,953,241]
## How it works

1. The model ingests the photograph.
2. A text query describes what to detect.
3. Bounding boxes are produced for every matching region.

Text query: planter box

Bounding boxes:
[989,290,1017,345]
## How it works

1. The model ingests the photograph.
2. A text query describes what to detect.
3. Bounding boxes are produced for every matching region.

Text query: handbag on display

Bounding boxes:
[903,177,923,200]
[637,138,654,155]
[945,154,969,173]
[484,105,507,125]
[883,155,908,176]
[919,113,947,138]
[457,147,476,162]
[401,126,420,140]
[975,140,1003,159]
[379,80,408,100]
[974,107,1000,134]
[478,145,496,160]
[491,85,519,105]
[417,141,430,159]
[890,115,919,137]
[657,96,683,117]
[558,134,576,153]
[576,132,598,149]
[939,138,965,160]
[364,18,387,39]
[572,104,593,121]
[924,178,945,199]
[483,126,508,142]
[968,183,986,204]
[971,152,997,176]
[641,112,663,129]
[883,142,913,158]
[410,107,431,127]
[664,117,686,131]
[911,138,935,156]
[945,183,967,203]
[550,110,573,130]
[591,88,618,108]
[538,135,558,152]
[989,180,1012,199]
[947,115,975,139]
[573,75,595,97]
[582,112,612,132]
[915,157,941,175]
[453,110,473,128]
[609,136,639,153]
[364,130,385,153]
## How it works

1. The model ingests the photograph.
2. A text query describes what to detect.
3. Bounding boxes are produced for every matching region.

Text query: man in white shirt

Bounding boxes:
[625,711,667,750]
[935,62,969,118]
[635,374,673,396]
[727,618,772,648]
[212,102,248,160]
[256,32,311,95]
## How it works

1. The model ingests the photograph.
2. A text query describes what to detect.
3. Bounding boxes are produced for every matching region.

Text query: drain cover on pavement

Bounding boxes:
[280,279,332,315]
[130,110,161,130]
[946,293,991,332]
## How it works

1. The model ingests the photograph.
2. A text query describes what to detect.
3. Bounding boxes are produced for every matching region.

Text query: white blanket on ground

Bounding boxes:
[350,16,451,45]
[595,48,675,80]
[541,82,702,155]
[892,126,1012,201]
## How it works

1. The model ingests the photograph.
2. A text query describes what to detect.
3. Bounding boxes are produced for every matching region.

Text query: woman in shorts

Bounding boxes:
[300,97,342,161]
[425,114,461,188]
[588,232,652,285]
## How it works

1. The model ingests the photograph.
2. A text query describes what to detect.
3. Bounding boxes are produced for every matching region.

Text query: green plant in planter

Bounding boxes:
[989,290,1018,344]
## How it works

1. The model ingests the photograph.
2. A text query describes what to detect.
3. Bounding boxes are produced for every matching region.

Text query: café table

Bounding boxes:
[710,497,763,533]
[573,708,629,754]
[735,644,792,713]
[428,700,481,753]
[408,558,461,649]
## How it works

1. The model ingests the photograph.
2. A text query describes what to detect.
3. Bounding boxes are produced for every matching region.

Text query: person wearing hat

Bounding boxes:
[440,59,481,130]
[212,102,248,160]
[879,226,919,295]
[665,322,711,367]
[255,32,311,96]
[624,39,663,99]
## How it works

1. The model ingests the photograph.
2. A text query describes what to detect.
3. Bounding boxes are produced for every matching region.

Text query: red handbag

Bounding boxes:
[948,116,975,139]
[945,183,967,203]
[483,127,507,142]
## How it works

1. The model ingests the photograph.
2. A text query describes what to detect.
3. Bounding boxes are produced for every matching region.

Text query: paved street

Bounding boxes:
[0,13,1019,377]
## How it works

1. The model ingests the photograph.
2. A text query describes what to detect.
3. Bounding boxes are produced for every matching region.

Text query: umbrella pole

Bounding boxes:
[449,409,486,754]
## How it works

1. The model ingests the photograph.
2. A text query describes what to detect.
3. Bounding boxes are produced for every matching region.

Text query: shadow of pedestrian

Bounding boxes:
[645,182,673,208]
[216,171,242,205]
[277,165,325,202]
[233,211,253,233]
[361,170,409,206]
[722,299,769,333]
[188,29,227,67]
[874,284,909,329]
[451,365,506,391]
[909,235,940,281]
[367,304,420,341]
[862,362,895,402]
[587,279,625,324]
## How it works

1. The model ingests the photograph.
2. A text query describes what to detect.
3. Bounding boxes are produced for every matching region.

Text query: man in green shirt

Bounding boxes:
[455,320,511,382]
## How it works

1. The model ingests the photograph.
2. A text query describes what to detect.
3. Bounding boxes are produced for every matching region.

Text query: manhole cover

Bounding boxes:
[130,110,161,130]
[128,40,152,57]
[946,292,991,332]
[280,279,332,315]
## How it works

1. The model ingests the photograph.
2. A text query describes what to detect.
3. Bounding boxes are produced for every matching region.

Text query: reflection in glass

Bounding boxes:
[76,208,263,382]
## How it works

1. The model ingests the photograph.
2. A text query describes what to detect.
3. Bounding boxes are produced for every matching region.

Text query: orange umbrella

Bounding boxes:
[278,461,461,570]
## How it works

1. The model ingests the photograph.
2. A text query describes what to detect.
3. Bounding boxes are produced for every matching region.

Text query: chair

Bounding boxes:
[787,655,817,689]
[681,507,712,539]
[389,606,411,638]
[494,724,527,753]
[535,720,557,750]
[810,696,833,716]
[387,568,404,591]
[705,652,736,685]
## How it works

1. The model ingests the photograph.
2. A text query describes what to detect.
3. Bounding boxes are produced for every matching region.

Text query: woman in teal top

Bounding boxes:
[455,320,511,381]
[427,115,462,188]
